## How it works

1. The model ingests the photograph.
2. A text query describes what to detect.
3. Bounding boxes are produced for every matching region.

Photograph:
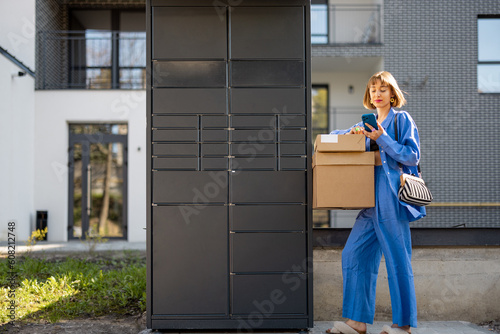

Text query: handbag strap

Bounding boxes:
[394,112,421,174]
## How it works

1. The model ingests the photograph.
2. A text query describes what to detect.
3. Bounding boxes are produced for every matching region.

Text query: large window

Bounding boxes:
[39,9,146,90]
[478,16,500,93]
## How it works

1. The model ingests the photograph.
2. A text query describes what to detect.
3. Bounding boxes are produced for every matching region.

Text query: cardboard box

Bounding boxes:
[312,152,375,210]
[314,134,366,152]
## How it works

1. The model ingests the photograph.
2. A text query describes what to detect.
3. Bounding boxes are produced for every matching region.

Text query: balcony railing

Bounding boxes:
[38,30,146,90]
[311,4,382,45]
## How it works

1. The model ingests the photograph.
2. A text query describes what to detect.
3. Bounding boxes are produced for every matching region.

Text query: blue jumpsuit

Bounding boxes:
[330,109,425,328]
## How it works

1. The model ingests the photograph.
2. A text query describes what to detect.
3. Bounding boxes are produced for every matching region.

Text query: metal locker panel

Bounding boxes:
[231,61,304,87]
[202,143,229,156]
[231,88,305,114]
[153,88,226,114]
[280,129,306,142]
[153,143,198,156]
[232,274,308,315]
[152,129,198,142]
[152,206,228,315]
[153,171,228,203]
[280,115,306,127]
[153,61,226,88]
[231,205,305,231]
[202,116,229,128]
[232,232,305,272]
[202,129,228,142]
[232,143,276,156]
[280,143,306,156]
[231,171,306,203]
[152,115,198,128]
[230,7,304,59]
[231,115,276,128]
[153,157,198,170]
[202,158,229,170]
[231,157,276,170]
[280,157,307,170]
[153,7,227,59]
[148,0,312,329]
[232,129,275,142]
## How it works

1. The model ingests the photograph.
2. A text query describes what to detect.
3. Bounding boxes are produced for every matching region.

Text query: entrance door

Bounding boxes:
[68,124,128,239]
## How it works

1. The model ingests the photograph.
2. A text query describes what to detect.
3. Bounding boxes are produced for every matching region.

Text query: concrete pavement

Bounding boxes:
[139,321,494,333]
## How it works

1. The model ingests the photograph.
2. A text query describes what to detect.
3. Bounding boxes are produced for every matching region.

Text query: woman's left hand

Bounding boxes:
[363,121,384,141]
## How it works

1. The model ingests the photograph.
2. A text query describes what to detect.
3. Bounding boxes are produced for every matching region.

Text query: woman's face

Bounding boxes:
[369,79,394,110]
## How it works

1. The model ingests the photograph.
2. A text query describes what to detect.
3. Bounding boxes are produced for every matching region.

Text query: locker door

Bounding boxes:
[152,206,228,315]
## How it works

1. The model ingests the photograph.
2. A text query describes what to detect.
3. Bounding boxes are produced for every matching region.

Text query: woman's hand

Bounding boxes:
[349,126,364,135]
[363,121,384,141]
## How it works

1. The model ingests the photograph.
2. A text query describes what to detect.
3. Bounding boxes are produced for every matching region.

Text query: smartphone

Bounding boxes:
[361,113,378,132]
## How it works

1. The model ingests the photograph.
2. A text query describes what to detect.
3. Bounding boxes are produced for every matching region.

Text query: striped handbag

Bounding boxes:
[398,173,433,206]
[395,113,433,206]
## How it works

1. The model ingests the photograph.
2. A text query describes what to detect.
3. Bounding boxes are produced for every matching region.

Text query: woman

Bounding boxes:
[326,71,425,334]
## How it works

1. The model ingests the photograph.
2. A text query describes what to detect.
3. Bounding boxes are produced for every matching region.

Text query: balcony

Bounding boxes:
[311,4,382,45]
[38,30,146,90]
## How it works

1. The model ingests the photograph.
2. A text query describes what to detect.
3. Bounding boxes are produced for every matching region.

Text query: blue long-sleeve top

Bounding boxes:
[330,108,426,222]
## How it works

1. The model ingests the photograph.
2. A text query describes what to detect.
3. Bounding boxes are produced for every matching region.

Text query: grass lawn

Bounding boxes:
[0,250,146,325]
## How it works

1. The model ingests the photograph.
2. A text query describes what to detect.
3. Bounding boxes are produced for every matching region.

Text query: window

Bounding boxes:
[310,2,383,45]
[60,9,146,89]
[311,0,328,44]
[478,16,500,93]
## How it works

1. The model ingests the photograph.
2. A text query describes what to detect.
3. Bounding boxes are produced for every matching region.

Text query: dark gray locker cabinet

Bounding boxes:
[147,0,312,330]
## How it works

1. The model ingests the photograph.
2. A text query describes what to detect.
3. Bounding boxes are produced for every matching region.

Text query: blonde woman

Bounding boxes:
[326,71,425,334]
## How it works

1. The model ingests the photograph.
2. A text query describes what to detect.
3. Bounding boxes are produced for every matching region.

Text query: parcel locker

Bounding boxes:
[147,0,312,330]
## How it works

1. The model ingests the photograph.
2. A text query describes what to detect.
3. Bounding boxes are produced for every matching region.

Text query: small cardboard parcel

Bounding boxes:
[313,134,375,209]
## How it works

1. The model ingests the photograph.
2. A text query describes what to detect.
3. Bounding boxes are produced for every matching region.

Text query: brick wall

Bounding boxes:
[315,0,500,227]
[36,0,65,89]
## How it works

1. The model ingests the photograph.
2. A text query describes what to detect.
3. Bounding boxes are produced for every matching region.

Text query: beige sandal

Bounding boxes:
[381,325,411,334]
[326,321,367,334]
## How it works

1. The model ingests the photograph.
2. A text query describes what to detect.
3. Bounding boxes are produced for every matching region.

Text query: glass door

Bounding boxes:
[68,124,128,239]
[312,85,330,228]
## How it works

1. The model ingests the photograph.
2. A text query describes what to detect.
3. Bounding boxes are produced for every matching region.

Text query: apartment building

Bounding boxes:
[2,0,499,241]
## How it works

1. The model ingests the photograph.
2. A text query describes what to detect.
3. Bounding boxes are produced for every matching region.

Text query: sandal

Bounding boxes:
[326,321,367,334]
[381,325,411,334]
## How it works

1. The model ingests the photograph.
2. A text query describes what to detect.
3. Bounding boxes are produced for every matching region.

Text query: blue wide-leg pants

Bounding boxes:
[341,166,417,327]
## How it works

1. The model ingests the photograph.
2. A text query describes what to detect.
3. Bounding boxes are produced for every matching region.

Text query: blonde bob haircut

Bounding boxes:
[363,71,407,110]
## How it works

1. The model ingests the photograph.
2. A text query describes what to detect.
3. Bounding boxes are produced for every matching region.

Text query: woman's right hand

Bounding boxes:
[349,126,363,135]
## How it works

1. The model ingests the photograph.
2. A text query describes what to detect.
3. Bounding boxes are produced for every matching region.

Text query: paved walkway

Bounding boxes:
[140,321,494,334]
[313,321,493,334]
[0,240,146,254]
